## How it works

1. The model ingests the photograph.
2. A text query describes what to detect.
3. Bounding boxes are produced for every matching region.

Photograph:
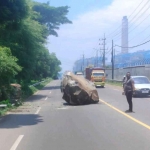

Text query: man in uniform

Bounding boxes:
[123,72,135,112]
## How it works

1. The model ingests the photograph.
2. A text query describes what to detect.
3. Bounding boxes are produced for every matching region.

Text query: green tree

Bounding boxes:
[0,47,22,101]
[0,0,70,94]
[0,47,21,86]
[49,53,61,78]
[0,0,29,23]
[33,2,72,37]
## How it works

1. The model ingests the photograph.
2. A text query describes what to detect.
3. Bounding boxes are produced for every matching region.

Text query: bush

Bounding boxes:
[0,99,12,107]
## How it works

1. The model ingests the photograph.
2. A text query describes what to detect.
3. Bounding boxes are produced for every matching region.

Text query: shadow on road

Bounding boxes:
[96,87,105,89]
[42,86,60,91]
[134,96,150,99]
[0,114,43,129]
[26,95,46,102]
[63,102,99,106]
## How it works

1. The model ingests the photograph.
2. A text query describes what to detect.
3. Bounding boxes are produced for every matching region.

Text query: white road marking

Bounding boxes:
[45,97,48,100]
[35,107,41,114]
[10,135,24,150]
[49,91,51,94]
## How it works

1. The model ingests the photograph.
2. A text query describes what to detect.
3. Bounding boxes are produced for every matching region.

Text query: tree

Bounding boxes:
[0,47,21,86]
[0,0,70,89]
[49,53,61,78]
[0,0,29,21]
[0,47,22,101]
[33,2,72,37]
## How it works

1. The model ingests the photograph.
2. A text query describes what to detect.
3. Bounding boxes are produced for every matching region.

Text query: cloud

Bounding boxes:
[47,0,150,72]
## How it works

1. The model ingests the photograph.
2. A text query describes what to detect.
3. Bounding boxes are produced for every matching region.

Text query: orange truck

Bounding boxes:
[85,67,105,87]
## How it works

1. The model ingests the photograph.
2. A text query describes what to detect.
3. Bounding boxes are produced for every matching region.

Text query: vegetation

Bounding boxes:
[0,0,72,103]
[22,78,52,99]
[106,80,122,86]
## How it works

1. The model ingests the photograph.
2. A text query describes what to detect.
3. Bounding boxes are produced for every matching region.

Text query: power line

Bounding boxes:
[113,11,150,43]
[129,4,150,32]
[141,33,150,42]
[128,0,145,18]
[106,25,121,39]
[106,48,112,55]
[112,10,150,42]
[128,13,150,35]
[107,0,149,43]
[128,0,150,24]
[115,39,150,48]
[106,0,146,40]
[129,24,150,42]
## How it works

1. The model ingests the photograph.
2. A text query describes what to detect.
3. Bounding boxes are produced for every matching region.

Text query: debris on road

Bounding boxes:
[61,72,99,105]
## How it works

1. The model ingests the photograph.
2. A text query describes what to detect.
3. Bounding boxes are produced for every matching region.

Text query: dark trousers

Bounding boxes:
[125,91,133,111]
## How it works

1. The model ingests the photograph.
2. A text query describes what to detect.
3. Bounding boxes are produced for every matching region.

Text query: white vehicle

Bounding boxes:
[76,72,84,77]
[132,76,150,97]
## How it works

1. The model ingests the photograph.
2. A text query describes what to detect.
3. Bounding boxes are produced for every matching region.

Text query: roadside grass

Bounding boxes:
[0,78,52,116]
[22,78,52,99]
[106,80,122,87]
[0,106,17,116]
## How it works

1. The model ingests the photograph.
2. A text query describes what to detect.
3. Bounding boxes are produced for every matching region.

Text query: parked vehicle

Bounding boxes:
[85,67,105,87]
[76,72,84,77]
[132,76,150,97]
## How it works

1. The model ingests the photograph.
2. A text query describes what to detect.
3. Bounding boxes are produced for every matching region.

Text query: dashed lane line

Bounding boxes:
[35,107,41,114]
[10,135,24,150]
[45,97,48,101]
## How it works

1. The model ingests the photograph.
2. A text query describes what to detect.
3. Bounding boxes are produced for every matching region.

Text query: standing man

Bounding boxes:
[123,72,135,112]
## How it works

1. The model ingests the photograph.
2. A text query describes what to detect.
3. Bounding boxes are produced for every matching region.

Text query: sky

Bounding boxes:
[36,0,150,72]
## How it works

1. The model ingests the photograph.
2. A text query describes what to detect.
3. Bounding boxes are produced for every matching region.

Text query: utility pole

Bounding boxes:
[99,34,106,69]
[103,34,106,69]
[93,48,98,67]
[82,52,85,74]
[111,40,114,80]
[96,49,98,67]
[114,48,115,68]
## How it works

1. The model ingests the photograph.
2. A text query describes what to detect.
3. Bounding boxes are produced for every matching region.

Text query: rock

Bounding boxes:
[61,72,99,105]
[10,84,22,103]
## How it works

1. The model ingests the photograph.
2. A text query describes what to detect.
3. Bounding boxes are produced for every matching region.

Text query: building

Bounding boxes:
[114,50,150,68]
[122,16,128,53]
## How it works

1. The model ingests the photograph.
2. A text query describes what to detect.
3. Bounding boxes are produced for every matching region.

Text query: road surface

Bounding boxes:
[0,80,150,150]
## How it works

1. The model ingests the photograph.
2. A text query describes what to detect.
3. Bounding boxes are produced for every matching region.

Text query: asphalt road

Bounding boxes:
[0,80,150,150]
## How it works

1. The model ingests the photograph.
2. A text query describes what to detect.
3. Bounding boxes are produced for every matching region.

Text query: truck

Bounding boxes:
[85,67,105,87]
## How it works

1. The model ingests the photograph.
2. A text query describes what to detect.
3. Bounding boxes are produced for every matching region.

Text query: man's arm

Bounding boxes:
[131,79,135,91]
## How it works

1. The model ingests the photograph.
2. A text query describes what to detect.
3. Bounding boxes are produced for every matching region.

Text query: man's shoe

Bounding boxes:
[125,110,132,113]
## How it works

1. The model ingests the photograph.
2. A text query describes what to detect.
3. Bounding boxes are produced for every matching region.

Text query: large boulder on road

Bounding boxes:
[61,72,99,105]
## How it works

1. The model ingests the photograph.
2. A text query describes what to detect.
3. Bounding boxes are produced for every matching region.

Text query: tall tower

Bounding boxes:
[121,16,128,53]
